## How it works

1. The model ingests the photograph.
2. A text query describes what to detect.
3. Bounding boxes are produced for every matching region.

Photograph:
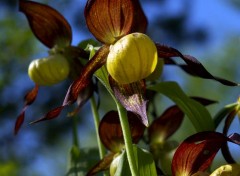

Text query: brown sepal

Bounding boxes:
[85,0,135,44]
[19,0,72,48]
[14,84,39,135]
[156,43,239,86]
[109,77,149,127]
[171,131,240,176]
[99,111,145,153]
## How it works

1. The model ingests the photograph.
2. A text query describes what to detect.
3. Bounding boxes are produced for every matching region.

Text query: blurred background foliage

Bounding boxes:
[0,0,240,175]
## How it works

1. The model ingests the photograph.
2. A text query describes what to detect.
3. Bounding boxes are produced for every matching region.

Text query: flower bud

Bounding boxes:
[107,32,158,84]
[28,54,70,86]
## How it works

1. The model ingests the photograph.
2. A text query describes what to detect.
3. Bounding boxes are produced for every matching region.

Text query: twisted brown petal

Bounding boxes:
[14,85,38,134]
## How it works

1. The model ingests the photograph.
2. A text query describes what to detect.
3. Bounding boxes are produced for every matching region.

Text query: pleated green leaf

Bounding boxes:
[148,81,214,132]
[115,145,157,176]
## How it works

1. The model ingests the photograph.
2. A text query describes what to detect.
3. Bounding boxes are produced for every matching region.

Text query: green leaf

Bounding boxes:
[115,145,157,176]
[213,102,239,128]
[66,147,100,176]
[148,81,214,132]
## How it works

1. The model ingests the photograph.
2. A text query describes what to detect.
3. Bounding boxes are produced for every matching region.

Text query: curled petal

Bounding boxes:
[156,44,239,86]
[99,111,145,153]
[85,0,135,44]
[14,85,39,135]
[20,0,72,48]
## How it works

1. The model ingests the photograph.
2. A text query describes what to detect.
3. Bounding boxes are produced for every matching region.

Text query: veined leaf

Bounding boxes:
[115,145,157,176]
[148,81,214,132]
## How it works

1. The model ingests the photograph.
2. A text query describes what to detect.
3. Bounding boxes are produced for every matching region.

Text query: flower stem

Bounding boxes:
[90,95,105,160]
[72,116,79,147]
[116,101,138,176]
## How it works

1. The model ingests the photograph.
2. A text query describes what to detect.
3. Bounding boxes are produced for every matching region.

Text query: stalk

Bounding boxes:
[116,101,138,176]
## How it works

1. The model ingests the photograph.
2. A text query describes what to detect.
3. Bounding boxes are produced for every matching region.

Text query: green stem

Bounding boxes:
[90,95,106,160]
[72,116,79,147]
[116,101,138,176]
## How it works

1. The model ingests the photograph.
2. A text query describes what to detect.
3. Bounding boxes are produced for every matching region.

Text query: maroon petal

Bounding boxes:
[30,46,109,124]
[156,44,239,86]
[14,85,39,135]
[171,132,240,176]
[19,0,72,48]
[109,77,149,126]
[129,0,148,33]
[85,0,135,44]
[99,111,145,153]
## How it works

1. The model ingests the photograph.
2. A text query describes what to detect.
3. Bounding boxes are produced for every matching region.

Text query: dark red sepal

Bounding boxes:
[99,111,145,153]
[14,84,39,135]
[19,0,72,48]
[85,0,135,44]
[171,131,240,176]
[148,105,184,144]
[109,77,149,127]
[156,44,239,86]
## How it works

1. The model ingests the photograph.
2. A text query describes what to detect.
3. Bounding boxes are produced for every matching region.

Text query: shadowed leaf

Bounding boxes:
[14,85,38,135]
[19,0,72,48]
[99,111,145,153]
[109,77,149,126]
[172,132,240,176]
[85,0,135,44]
[156,44,239,86]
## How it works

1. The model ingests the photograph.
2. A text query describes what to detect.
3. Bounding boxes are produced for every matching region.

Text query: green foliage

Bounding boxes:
[148,81,215,132]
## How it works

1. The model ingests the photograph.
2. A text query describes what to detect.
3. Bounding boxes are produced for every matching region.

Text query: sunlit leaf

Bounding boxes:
[171,132,240,176]
[109,77,149,126]
[99,111,145,153]
[148,81,214,132]
[19,0,72,48]
[14,85,38,134]
[156,44,239,86]
[115,145,157,176]
[85,0,135,44]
